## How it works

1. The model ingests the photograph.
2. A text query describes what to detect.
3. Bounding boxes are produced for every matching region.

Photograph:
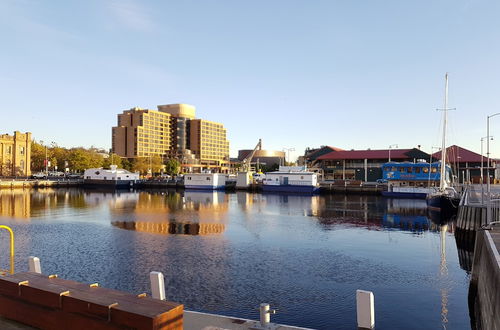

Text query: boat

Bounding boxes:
[183,173,228,190]
[426,73,460,214]
[381,162,452,198]
[83,165,140,188]
[262,166,319,194]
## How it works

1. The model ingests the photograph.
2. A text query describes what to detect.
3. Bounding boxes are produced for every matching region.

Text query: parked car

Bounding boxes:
[32,172,47,179]
[376,179,388,184]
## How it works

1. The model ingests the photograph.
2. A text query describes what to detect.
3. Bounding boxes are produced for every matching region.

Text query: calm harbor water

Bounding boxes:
[0,189,471,329]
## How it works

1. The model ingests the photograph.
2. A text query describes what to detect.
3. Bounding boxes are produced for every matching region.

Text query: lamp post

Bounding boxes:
[486,113,500,222]
[388,144,398,162]
[481,136,493,203]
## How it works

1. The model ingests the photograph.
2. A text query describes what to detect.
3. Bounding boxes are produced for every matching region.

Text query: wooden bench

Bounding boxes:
[0,272,183,329]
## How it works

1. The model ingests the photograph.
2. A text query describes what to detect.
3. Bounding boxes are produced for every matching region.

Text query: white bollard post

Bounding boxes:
[259,303,270,325]
[356,290,375,329]
[150,271,166,300]
[28,256,42,274]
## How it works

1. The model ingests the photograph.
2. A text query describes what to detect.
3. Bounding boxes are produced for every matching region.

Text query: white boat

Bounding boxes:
[262,166,319,194]
[184,173,228,190]
[83,165,139,188]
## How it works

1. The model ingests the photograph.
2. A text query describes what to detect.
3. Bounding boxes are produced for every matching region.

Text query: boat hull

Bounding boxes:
[382,191,427,199]
[83,179,135,189]
[262,185,319,194]
[184,184,226,190]
[426,194,459,215]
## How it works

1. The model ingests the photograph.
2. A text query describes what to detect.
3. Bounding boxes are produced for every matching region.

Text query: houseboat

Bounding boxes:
[381,162,452,199]
[262,166,319,194]
[184,173,228,190]
[83,165,140,188]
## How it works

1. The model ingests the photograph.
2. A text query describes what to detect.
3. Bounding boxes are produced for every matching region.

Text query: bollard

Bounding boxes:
[259,303,270,325]
[356,289,375,329]
[28,256,42,274]
[150,271,166,300]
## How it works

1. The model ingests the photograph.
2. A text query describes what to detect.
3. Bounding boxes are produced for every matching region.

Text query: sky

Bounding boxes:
[1,0,500,160]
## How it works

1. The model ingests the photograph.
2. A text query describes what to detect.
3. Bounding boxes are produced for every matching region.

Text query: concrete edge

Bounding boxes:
[184,310,315,330]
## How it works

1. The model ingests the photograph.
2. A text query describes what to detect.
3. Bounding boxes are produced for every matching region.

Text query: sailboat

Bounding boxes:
[426,73,460,215]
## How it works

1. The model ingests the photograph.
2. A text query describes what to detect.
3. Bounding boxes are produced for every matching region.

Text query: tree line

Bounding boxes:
[31,141,180,175]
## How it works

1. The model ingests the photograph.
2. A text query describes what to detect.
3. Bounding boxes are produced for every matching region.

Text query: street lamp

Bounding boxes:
[486,113,500,223]
[481,135,493,203]
[388,144,398,162]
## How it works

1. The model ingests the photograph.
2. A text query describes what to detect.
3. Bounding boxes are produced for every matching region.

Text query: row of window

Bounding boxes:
[384,166,438,173]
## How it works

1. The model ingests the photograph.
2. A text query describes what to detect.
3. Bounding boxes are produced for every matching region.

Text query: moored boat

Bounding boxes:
[381,162,450,199]
[83,165,140,188]
[425,73,460,214]
[184,173,228,190]
[262,166,319,194]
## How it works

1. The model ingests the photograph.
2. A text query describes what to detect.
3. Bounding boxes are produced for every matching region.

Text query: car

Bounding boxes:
[376,179,388,184]
[32,172,47,179]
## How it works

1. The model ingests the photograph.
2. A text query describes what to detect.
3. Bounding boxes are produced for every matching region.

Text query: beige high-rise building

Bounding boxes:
[0,131,31,177]
[112,104,229,172]
[112,107,172,158]
[190,119,230,169]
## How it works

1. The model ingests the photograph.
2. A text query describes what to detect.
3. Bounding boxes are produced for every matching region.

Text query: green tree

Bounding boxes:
[121,158,133,171]
[132,157,149,175]
[68,148,104,172]
[30,141,47,172]
[102,153,123,169]
[164,158,180,176]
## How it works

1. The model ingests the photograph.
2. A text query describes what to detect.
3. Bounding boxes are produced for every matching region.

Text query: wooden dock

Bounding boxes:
[0,272,183,329]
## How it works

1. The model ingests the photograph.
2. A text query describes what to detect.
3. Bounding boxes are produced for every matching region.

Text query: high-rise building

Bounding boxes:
[0,131,31,176]
[112,104,229,173]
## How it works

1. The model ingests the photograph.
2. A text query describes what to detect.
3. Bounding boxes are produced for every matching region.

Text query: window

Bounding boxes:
[423,167,429,173]
[431,167,437,173]
[20,147,25,155]
[399,167,405,172]
[415,168,421,173]
[407,167,413,173]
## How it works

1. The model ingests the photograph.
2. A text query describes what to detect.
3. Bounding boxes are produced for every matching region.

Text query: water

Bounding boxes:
[0,189,471,329]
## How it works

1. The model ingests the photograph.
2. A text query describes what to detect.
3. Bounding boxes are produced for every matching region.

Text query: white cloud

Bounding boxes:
[107,0,155,32]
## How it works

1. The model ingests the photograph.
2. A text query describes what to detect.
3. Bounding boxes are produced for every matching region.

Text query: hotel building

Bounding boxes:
[0,131,31,177]
[112,104,229,173]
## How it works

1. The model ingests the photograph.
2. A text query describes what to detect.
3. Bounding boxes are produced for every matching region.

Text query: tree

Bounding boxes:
[132,157,149,175]
[102,153,123,169]
[164,158,180,176]
[68,148,104,172]
[31,141,47,172]
[121,158,132,171]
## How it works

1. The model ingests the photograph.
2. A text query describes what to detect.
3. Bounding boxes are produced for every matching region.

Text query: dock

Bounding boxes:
[469,225,500,330]
[0,180,82,190]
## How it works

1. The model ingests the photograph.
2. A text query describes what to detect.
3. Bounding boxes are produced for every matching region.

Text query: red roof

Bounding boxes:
[432,145,483,163]
[317,149,414,160]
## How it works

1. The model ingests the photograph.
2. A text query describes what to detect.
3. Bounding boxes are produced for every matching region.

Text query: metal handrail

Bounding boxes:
[0,225,15,275]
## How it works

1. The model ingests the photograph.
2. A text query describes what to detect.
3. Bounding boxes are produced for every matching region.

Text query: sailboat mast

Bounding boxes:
[440,73,448,191]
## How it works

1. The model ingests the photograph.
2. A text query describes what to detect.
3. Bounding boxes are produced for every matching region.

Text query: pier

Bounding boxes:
[455,184,500,329]
[0,180,82,190]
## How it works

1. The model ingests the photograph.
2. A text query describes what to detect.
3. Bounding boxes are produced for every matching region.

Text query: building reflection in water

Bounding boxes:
[0,188,102,220]
[110,190,228,235]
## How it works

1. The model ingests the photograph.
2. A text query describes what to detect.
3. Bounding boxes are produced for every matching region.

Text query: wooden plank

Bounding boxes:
[0,272,184,330]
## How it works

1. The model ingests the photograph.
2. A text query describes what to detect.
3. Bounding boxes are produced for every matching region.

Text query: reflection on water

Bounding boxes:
[0,189,471,330]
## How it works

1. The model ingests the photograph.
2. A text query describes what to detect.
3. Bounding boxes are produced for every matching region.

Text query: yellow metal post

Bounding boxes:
[0,225,15,274]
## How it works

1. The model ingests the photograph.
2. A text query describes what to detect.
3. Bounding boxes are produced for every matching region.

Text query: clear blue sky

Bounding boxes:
[2,0,500,160]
